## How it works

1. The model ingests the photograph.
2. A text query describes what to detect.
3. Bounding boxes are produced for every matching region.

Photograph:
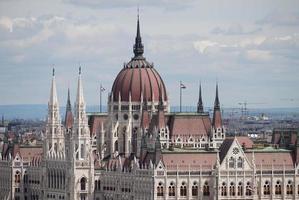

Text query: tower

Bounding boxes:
[70,67,94,200]
[45,68,65,155]
[210,83,225,148]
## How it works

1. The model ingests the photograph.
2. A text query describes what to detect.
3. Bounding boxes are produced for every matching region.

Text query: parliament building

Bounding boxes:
[1,17,299,200]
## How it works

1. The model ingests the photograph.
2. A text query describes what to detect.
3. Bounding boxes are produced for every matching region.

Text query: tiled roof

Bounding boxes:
[245,151,294,170]
[89,115,108,136]
[168,114,211,138]
[161,151,217,171]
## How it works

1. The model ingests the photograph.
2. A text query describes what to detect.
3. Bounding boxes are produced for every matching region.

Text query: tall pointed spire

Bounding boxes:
[66,88,71,112]
[212,82,222,128]
[65,88,73,129]
[76,66,85,106]
[49,68,58,107]
[214,82,220,110]
[197,83,204,113]
[133,9,144,59]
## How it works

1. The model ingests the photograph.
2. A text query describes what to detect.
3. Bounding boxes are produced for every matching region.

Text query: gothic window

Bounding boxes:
[275,180,281,195]
[157,182,164,197]
[229,182,235,196]
[15,171,21,183]
[192,182,198,196]
[264,181,270,195]
[80,144,84,159]
[286,180,293,195]
[221,182,227,196]
[24,172,28,184]
[54,143,58,152]
[237,157,243,168]
[114,140,118,152]
[95,180,98,191]
[229,157,235,168]
[180,182,187,196]
[203,181,210,196]
[97,180,101,191]
[168,182,175,197]
[80,177,86,191]
[237,182,243,196]
[246,182,252,196]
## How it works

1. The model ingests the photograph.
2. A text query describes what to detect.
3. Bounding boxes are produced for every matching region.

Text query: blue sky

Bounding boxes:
[0,0,298,108]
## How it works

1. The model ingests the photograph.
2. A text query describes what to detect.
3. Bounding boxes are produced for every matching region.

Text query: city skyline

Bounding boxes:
[0,0,299,108]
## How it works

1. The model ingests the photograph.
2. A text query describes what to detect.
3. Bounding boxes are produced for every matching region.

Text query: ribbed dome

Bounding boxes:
[111,16,167,103]
[111,60,167,102]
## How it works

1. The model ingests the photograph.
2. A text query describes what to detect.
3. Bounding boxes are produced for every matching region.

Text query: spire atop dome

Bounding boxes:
[197,83,204,113]
[133,10,144,59]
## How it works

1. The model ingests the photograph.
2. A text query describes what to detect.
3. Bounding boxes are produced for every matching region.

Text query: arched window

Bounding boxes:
[297,185,299,195]
[192,182,198,196]
[180,182,187,196]
[286,180,293,195]
[237,157,243,168]
[80,144,85,159]
[24,172,28,184]
[246,182,252,196]
[229,182,235,196]
[229,157,235,168]
[114,140,118,152]
[275,180,281,195]
[15,171,21,183]
[95,180,98,191]
[203,181,210,196]
[221,182,227,196]
[168,182,175,196]
[264,181,270,195]
[80,177,86,191]
[237,182,243,196]
[97,179,101,191]
[157,182,164,197]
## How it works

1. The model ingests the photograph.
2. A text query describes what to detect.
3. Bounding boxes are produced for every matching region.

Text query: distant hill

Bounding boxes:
[0,105,299,120]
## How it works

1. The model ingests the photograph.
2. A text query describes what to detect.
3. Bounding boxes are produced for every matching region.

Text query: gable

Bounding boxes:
[219,138,253,171]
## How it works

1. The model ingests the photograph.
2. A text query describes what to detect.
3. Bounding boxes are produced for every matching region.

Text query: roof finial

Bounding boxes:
[197,82,204,113]
[52,65,55,76]
[214,82,220,110]
[79,66,81,75]
[133,8,144,59]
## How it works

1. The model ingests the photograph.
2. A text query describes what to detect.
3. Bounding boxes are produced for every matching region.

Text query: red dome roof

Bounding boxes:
[111,59,167,102]
[111,16,167,103]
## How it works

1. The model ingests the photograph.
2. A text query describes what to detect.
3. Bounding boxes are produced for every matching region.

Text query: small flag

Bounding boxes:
[100,85,105,92]
[180,83,186,89]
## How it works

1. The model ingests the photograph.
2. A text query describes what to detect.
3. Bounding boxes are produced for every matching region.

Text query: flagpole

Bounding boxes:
[100,83,102,113]
[180,81,182,112]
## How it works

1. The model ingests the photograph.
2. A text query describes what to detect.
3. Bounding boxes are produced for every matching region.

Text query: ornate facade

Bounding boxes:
[1,17,299,200]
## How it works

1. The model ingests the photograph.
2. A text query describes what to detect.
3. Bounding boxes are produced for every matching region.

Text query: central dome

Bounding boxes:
[111,17,167,102]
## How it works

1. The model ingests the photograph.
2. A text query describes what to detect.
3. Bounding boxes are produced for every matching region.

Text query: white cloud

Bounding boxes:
[245,49,272,61]
[193,40,218,54]
[0,17,13,32]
